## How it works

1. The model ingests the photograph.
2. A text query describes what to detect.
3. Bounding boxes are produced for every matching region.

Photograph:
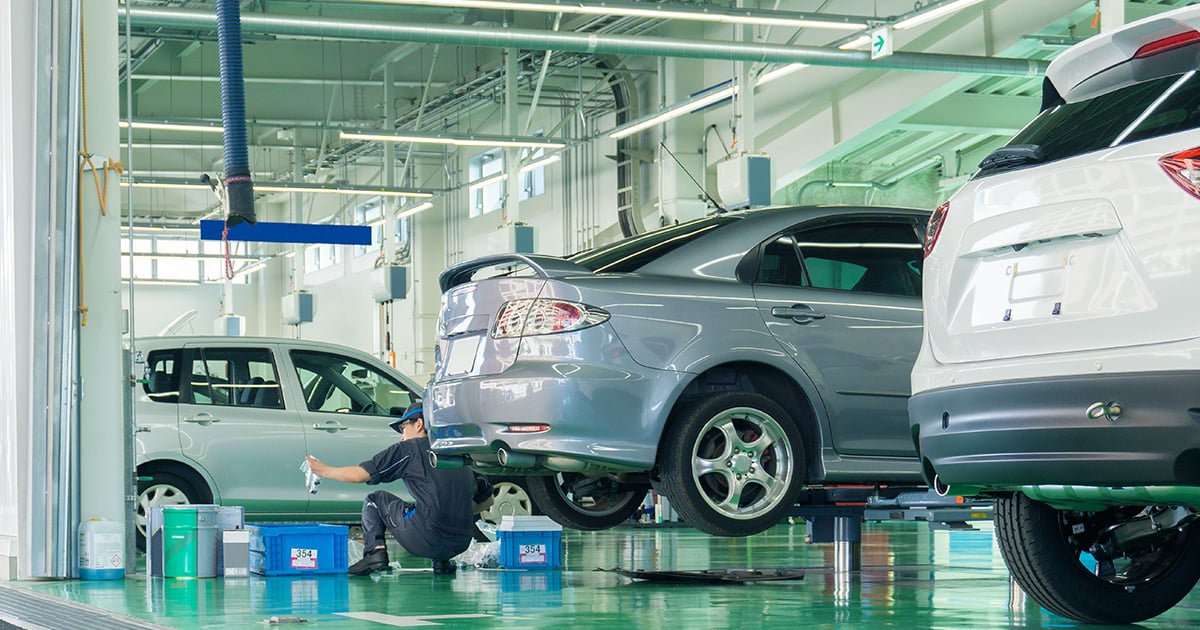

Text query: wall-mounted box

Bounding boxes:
[213,314,245,336]
[372,265,408,303]
[282,292,314,325]
[717,154,771,210]
[488,224,534,255]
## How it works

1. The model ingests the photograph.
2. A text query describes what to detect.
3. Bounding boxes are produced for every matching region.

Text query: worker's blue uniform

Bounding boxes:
[359,436,476,562]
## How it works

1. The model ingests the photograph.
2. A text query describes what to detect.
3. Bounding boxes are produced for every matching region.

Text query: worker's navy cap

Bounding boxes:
[388,402,423,433]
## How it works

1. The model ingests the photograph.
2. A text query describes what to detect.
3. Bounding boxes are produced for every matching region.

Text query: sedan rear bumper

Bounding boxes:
[909,371,1200,488]
[427,359,687,472]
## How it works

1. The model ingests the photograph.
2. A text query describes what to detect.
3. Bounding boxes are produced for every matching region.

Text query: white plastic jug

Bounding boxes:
[79,519,125,580]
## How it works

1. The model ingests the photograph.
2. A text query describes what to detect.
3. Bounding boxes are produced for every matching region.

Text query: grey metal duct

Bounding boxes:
[126,6,1048,78]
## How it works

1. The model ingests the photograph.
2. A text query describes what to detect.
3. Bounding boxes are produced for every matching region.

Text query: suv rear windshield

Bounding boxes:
[571,214,740,273]
[978,71,1200,177]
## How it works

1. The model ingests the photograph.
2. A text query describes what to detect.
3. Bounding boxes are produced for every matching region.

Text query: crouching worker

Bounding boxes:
[305,402,493,575]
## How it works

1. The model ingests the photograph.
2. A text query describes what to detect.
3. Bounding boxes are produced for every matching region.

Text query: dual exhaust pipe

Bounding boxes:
[428,447,540,470]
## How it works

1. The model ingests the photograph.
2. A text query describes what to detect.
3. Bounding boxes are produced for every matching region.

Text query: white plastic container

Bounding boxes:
[79,519,125,580]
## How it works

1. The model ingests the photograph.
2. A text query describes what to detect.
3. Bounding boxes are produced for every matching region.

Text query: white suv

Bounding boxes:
[911,6,1200,625]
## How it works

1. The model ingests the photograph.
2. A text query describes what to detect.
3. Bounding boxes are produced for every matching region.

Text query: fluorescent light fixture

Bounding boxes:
[129,253,259,262]
[121,177,433,198]
[609,86,736,140]
[838,34,872,50]
[397,202,435,218]
[131,279,204,286]
[468,172,507,191]
[756,63,809,87]
[520,154,561,174]
[236,259,270,276]
[829,181,876,188]
[369,0,868,31]
[341,130,566,150]
[892,0,986,30]
[119,120,224,133]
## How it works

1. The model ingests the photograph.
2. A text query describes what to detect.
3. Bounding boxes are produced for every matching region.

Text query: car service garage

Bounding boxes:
[3,0,1200,627]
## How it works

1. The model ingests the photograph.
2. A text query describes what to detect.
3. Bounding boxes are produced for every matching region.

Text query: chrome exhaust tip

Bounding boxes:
[497,448,538,469]
[933,474,951,497]
[429,451,466,469]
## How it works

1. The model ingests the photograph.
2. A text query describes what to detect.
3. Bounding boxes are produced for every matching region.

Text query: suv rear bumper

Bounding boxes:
[909,371,1200,488]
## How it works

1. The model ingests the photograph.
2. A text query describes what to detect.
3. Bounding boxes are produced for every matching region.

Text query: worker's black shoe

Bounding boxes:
[348,548,390,576]
[431,559,457,575]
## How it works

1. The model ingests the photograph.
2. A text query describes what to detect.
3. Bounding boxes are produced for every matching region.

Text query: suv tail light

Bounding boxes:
[1133,30,1200,59]
[492,298,610,339]
[1159,147,1200,199]
[924,201,950,259]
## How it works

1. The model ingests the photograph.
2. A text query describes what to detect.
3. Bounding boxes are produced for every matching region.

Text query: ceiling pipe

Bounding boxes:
[125,6,1048,78]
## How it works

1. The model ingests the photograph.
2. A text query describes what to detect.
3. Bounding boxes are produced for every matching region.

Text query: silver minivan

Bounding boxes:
[133,336,423,545]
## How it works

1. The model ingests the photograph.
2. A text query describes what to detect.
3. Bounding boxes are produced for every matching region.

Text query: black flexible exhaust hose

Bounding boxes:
[215,0,255,226]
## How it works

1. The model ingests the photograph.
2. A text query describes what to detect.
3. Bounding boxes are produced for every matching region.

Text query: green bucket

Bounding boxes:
[162,505,219,578]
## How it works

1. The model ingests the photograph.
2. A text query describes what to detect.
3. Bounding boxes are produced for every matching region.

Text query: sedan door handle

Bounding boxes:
[183,412,220,425]
[771,305,826,324]
[312,422,349,432]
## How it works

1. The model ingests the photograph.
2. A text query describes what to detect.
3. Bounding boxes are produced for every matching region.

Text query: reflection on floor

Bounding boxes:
[5,520,1200,628]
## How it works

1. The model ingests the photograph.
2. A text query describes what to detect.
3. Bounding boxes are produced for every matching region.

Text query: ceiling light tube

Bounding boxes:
[609,86,736,140]
[236,259,270,276]
[119,120,224,133]
[468,172,507,191]
[122,177,433,198]
[340,130,566,150]
[367,0,868,31]
[520,154,561,174]
[756,63,809,87]
[397,201,435,218]
[838,34,873,50]
[892,0,986,30]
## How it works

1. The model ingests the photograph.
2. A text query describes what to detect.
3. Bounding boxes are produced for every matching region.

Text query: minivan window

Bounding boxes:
[187,348,283,409]
[143,349,181,403]
[979,72,1200,177]
[291,350,416,416]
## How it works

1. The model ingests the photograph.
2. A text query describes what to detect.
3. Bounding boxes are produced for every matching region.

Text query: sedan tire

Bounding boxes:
[996,492,1200,624]
[658,391,805,537]
[526,473,645,531]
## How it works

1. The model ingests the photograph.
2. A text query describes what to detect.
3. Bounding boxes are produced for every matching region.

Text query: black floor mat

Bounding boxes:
[597,567,805,584]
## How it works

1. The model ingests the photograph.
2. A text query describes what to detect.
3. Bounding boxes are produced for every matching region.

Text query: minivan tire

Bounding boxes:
[136,469,212,551]
[995,492,1200,624]
[658,391,806,537]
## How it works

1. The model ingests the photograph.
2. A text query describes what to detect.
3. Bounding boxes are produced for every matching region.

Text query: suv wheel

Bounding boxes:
[136,469,212,551]
[996,492,1200,624]
[526,473,645,530]
[658,391,805,537]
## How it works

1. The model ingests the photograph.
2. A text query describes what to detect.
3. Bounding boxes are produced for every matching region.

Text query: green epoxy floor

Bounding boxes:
[8,520,1200,628]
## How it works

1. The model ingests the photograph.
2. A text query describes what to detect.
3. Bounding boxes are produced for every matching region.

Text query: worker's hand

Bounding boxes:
[305,455,328,479]
[472,495,495,516]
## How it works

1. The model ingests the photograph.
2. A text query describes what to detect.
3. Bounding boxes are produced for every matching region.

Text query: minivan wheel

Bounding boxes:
[526,473,645,531]
[995,492,1200,624]
[136,470,211,551]
[658,391,805,537]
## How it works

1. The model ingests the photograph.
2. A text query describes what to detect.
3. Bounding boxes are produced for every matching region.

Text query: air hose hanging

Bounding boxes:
[215,0,255,226]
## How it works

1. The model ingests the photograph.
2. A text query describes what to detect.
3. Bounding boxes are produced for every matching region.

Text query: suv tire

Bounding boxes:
[658,391,805,537]
[136,469,212,551]
[995,492,1200,624]
[525,473,645,530]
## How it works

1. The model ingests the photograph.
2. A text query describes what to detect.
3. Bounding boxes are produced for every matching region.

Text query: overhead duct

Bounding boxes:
[214,0,255,226]
[126,6,1048,78]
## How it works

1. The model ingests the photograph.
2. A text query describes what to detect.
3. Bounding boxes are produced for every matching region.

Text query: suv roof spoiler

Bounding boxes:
[1047,5,1200,105]
[439,254,592,292]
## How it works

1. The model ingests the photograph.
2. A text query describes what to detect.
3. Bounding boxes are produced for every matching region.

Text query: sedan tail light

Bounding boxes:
[924,201,950,259]
[492,298,610,339]
[1160,147,1200,199]
[1133,30,1200,59]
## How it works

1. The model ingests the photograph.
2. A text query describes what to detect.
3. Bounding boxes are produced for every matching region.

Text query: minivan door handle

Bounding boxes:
[771,304,826,324]
[183,412,220,425]
[312,421,349,432]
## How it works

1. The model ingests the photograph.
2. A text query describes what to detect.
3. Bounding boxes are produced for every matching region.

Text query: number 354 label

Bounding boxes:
[291,547,318,569]
[519,544,546,564]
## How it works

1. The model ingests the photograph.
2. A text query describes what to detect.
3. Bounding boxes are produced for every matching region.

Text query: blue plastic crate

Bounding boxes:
[248,524,348,576]
[498,530,562,569]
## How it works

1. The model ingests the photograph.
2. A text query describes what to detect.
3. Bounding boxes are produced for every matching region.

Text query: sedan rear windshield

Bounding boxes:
[978,71,1200,177]
[570,214,740,273]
